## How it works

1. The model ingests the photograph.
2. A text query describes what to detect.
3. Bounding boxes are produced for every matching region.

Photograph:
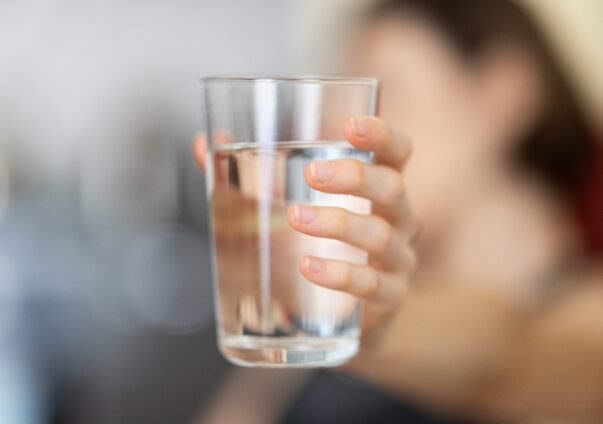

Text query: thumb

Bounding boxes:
[192,133,207,171]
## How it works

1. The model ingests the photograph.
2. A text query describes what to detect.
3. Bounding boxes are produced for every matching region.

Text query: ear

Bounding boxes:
[475,43,545,146]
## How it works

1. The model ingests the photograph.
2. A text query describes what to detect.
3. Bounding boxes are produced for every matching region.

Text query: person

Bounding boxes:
[194,0,603,422]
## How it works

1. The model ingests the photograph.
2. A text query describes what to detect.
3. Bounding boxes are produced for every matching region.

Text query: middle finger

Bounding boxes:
[287,204,404,269]
[304,159,411,223]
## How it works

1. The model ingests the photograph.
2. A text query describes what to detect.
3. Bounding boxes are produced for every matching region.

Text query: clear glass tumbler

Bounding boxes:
[203,76,379,367]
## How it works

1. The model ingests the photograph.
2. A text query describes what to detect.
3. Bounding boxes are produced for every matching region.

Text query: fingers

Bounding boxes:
[304,159,409,221]
[299,256,409,310]
[192,133,207,170]
[344,116,412,169]
[192,131,234,171]
[287,204,407,269]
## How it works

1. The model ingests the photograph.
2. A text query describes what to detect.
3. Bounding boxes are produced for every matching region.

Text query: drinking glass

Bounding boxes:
[203,76,379,367]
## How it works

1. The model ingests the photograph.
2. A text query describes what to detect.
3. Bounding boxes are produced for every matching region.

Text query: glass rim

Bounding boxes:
[201,75,380,86]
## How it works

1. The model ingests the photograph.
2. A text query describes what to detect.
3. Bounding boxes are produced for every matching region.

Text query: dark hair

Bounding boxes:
[367,0,596,197]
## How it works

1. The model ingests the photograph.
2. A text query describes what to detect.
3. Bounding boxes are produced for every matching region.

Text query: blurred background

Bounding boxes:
[0,1,601,423]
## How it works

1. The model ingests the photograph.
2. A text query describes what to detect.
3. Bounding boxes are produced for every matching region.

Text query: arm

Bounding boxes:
[192,116,418,422]
[193,120,603,422]
[345,272,603,422]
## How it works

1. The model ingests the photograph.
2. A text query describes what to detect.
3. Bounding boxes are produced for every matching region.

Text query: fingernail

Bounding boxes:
[305,256,326,273]
[310,161,334,183]
[294,205,317,224]
[350,116,370,137]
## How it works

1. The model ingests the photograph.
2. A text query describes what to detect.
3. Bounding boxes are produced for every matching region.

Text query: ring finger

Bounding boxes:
[299,256,408,311]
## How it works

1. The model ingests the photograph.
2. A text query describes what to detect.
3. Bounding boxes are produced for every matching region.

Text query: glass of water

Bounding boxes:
[203,76,379,367]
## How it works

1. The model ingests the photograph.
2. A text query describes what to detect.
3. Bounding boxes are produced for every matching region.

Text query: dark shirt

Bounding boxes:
[281,371,477,424]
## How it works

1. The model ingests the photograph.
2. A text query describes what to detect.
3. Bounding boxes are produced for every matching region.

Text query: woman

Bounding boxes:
[195,0,603,422]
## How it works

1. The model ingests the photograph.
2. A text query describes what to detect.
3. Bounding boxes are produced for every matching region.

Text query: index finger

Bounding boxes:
[343,116,412,169]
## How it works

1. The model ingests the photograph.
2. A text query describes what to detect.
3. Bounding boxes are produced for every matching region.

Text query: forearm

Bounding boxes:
[345,279,603,422]
[344,281,525,416]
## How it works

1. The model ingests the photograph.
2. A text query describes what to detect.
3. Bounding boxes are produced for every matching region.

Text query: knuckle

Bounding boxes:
[330,208,350,238]
[383,122,394,146]
[335,262,354,289]
[370,217,393,254]
[363,269,381,297]
[345,160,365,191]
[368,116,385,136]
[393,126,412,154]
[386,172,404,204]
[397,130,412,157]
[371,121,392,150]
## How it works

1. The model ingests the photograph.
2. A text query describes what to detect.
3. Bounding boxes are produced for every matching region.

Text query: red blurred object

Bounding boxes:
[574,142,603,258]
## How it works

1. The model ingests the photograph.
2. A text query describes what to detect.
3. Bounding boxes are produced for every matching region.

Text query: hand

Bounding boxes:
[284,117,418,337]
[193,116,418,341]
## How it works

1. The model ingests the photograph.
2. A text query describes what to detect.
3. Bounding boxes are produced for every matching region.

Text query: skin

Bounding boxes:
[351,16,575,296]
[195,15,603,424]
[193,117,419,424]
[194,116,418,335]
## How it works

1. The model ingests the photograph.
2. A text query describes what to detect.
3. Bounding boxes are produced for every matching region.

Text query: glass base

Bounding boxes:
[218,334,359,368]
